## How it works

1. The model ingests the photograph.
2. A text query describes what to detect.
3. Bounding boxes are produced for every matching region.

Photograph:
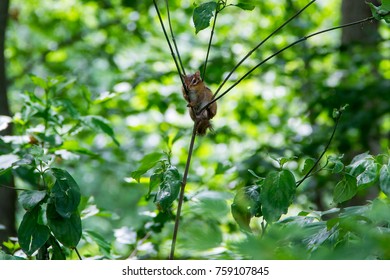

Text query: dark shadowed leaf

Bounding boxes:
[52,168,81,218]
[154,166,182,212]
[18,206,50,256]
[46,201,82,248]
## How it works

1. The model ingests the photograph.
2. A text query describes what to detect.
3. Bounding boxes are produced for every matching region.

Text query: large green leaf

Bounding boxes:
[193,2,218,34]
[379,163,390,197]
[51,168,81,218]
[333,174,357,203]
[46,201,82,248]
[154,165,182,212]
[19,190,47,211]
[260,170,296,223]
[18,206,51,256]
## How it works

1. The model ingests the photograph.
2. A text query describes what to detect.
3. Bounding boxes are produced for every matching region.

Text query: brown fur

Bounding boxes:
[182,71,217,135]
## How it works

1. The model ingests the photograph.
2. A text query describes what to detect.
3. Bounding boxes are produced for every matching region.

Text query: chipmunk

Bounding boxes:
[182,71,217,135]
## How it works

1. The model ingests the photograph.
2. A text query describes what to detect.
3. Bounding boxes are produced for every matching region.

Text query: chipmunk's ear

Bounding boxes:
[194,70,201,79]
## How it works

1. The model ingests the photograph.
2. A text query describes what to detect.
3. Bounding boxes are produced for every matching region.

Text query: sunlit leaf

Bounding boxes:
[130,152,164,182]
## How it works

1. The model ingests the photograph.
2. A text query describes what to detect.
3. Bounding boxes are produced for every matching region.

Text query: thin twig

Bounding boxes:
[153,0,187,92]
[74,247,82,260]
[212,0,317,98]
[296,111,342,188]
[201,16,375,112]
[169,120,199,260]
[202,4,219,80]
[165,0,186,76]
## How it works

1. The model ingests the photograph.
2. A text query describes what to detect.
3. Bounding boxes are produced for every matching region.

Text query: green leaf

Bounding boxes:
[347,153,378,188]
[333,174,357,203]
[231,185,262,231]
[85,230,111,257]
[366,1,390,22]
[260,170,296,223]
[48,236,66,260]
[46,201,82,248]
[82,115,120,146]
[379,163,390,197]
[382,0,390,10]
[18,206,51,256]
[154,166,182,212]
[0,251,24,260]
[235,1,256,11]
[148,171,163,198]
[51,168,81,218]
[302,158,315,174]
[30,75,47,89]
[19,190,47,211]
[130,152,164,182]
[193,2,218,34]
[0,154,19,170]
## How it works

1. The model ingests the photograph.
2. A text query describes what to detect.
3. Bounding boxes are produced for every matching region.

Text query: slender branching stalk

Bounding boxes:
[296,110,343,188]
[74,247,82,260]
[169,120,199,260]
[212,0,317,98]
[202,3,220,80]
[165,0,186,76]
[153,0,187,90]
[201,16,375,113]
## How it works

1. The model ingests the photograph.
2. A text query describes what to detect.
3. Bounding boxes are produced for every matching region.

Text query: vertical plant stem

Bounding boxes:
[202,6,219,80]
[153,0,187,90]
[74,247,82,260]
[165,0,186,76]
[169,120,198,260]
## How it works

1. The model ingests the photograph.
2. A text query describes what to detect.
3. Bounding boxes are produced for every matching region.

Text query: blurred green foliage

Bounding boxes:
[1,0,389,259]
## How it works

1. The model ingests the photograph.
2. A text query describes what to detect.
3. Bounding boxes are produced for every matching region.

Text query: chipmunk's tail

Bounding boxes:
[196,119,213,136]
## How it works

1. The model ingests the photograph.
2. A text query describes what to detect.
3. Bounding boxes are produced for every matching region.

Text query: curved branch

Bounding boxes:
[201,16,375,113]
[296,110,342,188]
[212,0,317,98]
[153,0,187,92]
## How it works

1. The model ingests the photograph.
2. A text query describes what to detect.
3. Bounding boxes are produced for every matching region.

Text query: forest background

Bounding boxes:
[0,0,390,260]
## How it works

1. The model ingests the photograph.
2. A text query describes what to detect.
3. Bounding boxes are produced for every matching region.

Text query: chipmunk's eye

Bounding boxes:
[191,77,198,85]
